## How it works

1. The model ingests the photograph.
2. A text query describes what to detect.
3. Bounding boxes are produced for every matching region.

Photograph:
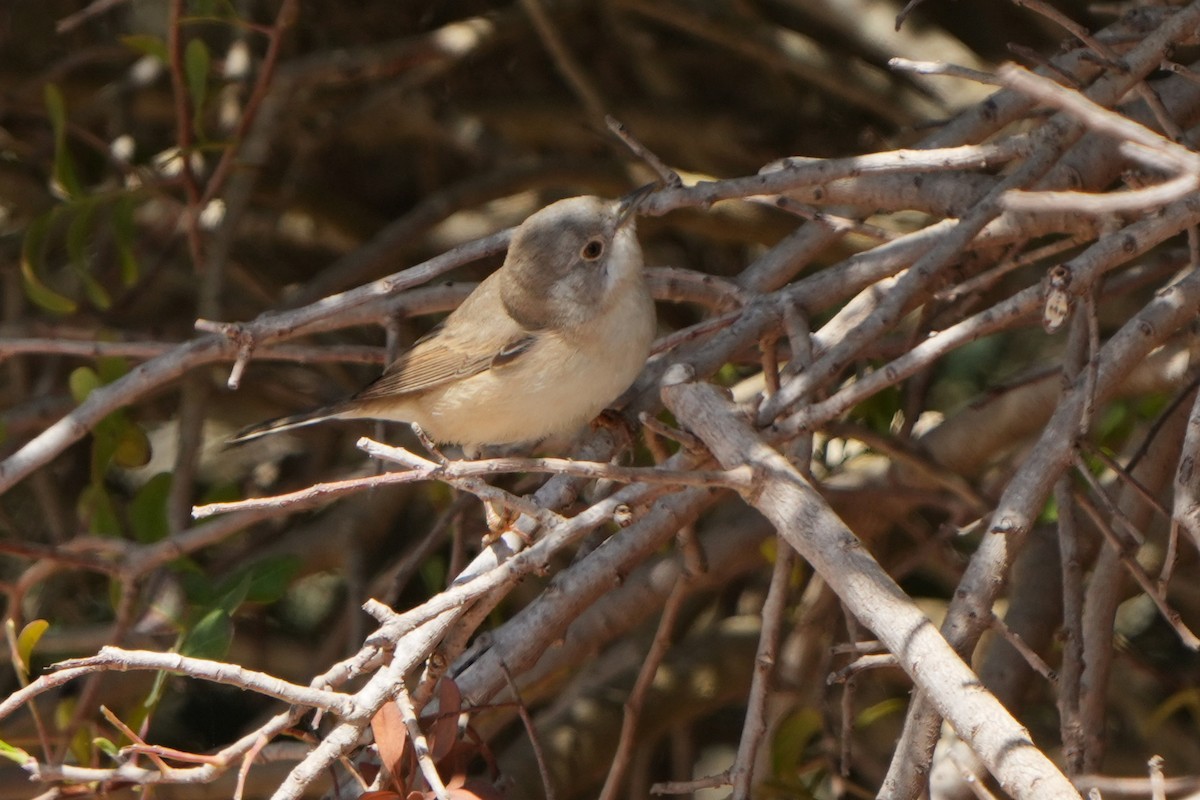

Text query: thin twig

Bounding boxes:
[192,441,747,520]
[650,771,732,795]
[393,687,449,800]
[606,115,682,187]
[888,57,1000,86]
[597,573,695,800]
[731,540,794,797]
[55,0,130,32]
[499,662,556,800]
[519,0,607,122]
[989,614,1057,686]
[1074,490,1200,650]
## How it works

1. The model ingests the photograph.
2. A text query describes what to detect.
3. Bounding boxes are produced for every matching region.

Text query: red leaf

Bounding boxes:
[439,677,463,718]
[371,700,411,792]
[429,678,463,762]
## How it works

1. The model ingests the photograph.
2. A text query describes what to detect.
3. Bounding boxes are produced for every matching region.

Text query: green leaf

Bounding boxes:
[79,483,123,537]
[69,366,102,404]
[96,355,130,384]
[771,706,821,777]
[112,421,151,468]
[21,210,77,314]
[180,608,233,660]
[120,34,169,62]
[178,566,216,605]
[53,695,75,729]
[44,84,83,199]
[212,572,252,615]
[420,555,447,595]
[850,382,902,435]
[184,38,210,138]
[856,697,906,728]
[66,200,110,310]
[15,620,50,680]
[144,665,169,708]
[112,196,139,286]
[67,724,92,767]
[130,473,172,543]
[0,739,31,766]
[90,415,122,480]
[243,556,301,604]
[77,269,111,310]
[93,737,120,759]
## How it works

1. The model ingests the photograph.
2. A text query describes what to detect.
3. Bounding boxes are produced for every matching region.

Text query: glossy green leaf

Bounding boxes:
[130,473,172,543]
[243,556,301,604]
[93,737,120,759]
[21,211,76,314]
[212,572,252,615]
[856,697,906,728]
[15,620,49,679]
[44,84,82,199]
[180,608,233,660]
[112,421,151,468]
[0,739,31,766]
[69,366,102,403]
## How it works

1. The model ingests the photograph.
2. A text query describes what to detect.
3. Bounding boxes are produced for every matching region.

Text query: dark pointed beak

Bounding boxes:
[616,183,655,228]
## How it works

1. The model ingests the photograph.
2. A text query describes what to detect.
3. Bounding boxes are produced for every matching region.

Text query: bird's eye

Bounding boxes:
[581,238,605,260]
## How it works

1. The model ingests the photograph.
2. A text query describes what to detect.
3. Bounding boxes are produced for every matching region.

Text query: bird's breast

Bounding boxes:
[411,279,655,447]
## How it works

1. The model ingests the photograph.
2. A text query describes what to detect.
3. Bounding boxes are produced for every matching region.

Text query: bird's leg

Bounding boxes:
[481,501,525,543]
[449,442,527,543]
[410,423,449,465]
[592,409,637,457]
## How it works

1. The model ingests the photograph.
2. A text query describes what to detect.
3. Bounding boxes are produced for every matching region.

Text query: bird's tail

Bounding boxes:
[228,407,341,444]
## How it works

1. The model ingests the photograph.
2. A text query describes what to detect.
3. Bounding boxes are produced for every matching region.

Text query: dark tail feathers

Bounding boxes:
[228,407,339,444]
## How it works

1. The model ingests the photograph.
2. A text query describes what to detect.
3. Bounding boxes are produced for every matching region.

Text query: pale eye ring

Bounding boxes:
[581,238,604,260]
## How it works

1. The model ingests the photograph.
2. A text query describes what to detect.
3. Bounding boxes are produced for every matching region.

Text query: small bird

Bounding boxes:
[231,192,657,450]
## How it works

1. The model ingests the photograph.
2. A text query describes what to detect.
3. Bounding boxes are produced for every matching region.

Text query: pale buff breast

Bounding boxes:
[410,280,655,447]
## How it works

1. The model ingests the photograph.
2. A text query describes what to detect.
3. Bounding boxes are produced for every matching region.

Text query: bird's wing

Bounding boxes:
[352,331,528,400]
[354,268,542,401]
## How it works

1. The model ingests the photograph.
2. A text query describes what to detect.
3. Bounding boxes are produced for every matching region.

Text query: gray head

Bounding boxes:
[499,195,644,331]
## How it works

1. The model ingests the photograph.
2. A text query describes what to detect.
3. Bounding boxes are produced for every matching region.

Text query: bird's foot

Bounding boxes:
[410,423,450,465]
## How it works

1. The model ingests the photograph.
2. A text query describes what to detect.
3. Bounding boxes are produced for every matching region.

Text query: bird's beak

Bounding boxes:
[616,183,655,228]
